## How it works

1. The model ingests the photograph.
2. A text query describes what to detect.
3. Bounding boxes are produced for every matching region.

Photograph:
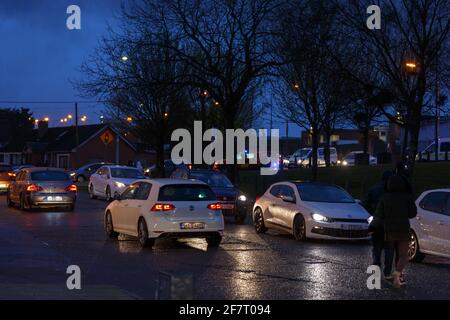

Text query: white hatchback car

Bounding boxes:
[104,179,224,248]
[253,181,370,240]
[89,165,146,202]
[409,189,450,261]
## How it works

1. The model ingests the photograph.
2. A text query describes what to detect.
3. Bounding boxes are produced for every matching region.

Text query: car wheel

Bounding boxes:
[408,230,425,262]
[206,234,222,247]
[77,175,86,183]
[253,207,268,233]
[138,218,154,248]
[293,214,306,241]
[89,184,97,199]
[105,211,119,239]
[6,192,14,208]
[105,186,112,202]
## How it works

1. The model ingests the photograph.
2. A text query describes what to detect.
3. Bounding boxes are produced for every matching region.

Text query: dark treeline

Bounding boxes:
[76,0,449,180]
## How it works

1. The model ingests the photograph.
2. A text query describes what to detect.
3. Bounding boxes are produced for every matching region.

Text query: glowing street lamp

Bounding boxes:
[127,116,133,122]
[121,55,129,62]
[67,114,73,119]
[43,117,49,122]
[293,83,300,90]
[163,112,169,119]
[81,116,87,122]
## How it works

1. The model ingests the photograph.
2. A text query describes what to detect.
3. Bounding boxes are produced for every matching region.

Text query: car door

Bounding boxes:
[114,183,139,232]
[123,182,152,233]
[96,167,109,196]
[276,185,299,229]
[90,167,102,195]
[265,185,282,225]
[417,191,449,254]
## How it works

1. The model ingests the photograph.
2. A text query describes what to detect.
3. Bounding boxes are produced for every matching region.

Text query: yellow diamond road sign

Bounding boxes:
[100,130,113,145]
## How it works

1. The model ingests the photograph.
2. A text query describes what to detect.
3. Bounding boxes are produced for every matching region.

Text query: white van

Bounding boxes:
[288,147,337,168]
[418,138,450,161]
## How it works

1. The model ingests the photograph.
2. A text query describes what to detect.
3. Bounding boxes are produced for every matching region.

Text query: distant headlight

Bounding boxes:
[337,160,341,165]
[115,182,126,188]
[311,213,331,222]
[70,172,76,177]
[144,168,150,173]
[367,216,374,224]
[342,161,348,166]
[238,195,247,202]
[283,159,289,165]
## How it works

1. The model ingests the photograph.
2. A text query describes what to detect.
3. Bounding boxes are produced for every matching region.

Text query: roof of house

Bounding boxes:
[1,124,137,153]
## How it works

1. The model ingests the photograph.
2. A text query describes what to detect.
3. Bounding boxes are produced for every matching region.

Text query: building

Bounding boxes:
[0,121,156,169]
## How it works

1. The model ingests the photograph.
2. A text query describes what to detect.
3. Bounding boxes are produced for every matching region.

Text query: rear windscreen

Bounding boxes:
[158,184,216,201]
[31,171,70,181]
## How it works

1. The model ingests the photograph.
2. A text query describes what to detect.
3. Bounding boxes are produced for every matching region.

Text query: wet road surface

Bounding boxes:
[0,193,449,299]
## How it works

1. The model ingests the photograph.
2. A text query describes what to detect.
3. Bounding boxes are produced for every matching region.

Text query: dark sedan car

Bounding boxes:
[171,168,249,223]
[69,162,113,182]
[7,167,77,211]
[0,165,16,193]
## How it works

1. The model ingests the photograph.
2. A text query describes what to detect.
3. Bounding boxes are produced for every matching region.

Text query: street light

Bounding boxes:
[293,83,300,90]
[81,116,87,122]
[163,112,169,119]
[121,55,129,62]
[127,116,133,122]
[67,114,73,119]
[43,117,49,122]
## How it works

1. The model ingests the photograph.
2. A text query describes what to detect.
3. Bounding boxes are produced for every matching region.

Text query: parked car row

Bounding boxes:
[283,149,379,168]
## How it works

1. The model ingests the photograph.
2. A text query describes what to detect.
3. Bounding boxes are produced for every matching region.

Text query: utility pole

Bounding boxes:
[435,55,440,161]
[116,106,120,165]
[75,102,79,168]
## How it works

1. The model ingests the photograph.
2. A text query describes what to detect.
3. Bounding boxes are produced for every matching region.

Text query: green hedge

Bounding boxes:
[238,162,450,200]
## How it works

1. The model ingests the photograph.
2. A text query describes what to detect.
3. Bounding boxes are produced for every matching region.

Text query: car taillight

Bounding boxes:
[26,184,43,192]
[8,172,16,178]
[151,203,176,212]
[66,184,77,192]
[207,203,223,210]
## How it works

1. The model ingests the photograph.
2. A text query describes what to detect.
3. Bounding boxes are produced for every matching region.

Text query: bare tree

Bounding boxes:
[335,0,450,171]
[123,0,285,181]
[274,0,351,178]
[77,21,191,176]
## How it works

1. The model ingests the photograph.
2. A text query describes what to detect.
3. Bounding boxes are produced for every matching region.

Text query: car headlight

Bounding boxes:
[367,216,374,224]
[238,195,247,202]
[342,161,348,166]
[311,213,331,222]
[115,182,126,188]
[337,160,341,165]
[70,172,76,177]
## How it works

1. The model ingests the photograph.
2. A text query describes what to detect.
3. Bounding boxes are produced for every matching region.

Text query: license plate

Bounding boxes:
[341,224,365,231]
[47,196,63,202]
[180,222,205,230]
[221,204,234,210]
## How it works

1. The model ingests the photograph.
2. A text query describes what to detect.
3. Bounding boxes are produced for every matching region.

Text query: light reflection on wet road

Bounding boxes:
[0,193,449,299]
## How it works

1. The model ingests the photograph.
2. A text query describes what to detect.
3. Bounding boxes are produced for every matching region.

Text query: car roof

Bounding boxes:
[24,167,67,173]
[272,180,338,187]
[102,165,140,170]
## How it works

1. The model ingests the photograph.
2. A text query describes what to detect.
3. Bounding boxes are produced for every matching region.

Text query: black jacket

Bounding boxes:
[374,175,417,241]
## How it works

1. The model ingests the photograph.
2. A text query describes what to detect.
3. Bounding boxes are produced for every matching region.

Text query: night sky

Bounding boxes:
[0,0,122,126]
[0,0,301,136]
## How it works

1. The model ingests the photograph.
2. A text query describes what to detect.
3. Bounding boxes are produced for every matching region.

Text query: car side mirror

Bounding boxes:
[281,195,295,203]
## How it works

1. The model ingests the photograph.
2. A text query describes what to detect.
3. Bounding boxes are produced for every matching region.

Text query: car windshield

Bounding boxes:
[190,172,234,188]
[296,184,355,203]
[31,171,70,181]
[158,184,216,201]
[110,168,145,179]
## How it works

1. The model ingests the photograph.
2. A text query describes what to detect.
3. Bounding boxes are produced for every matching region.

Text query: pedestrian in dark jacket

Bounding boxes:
[375,175,417,288]
[363,170,394,278]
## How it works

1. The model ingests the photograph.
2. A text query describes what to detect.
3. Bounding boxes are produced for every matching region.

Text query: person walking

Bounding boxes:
[374,175,417,289]
[363,171,394,279]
